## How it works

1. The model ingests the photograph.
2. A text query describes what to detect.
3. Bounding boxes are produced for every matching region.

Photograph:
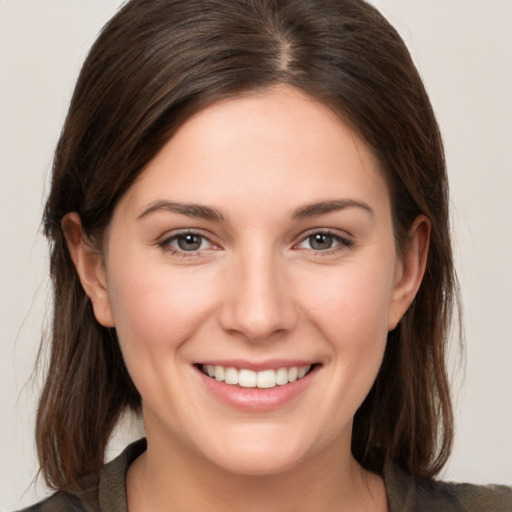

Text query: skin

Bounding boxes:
[64,85,429,512]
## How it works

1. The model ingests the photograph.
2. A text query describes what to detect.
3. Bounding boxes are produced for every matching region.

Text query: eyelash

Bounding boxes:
[157,229,354,257]
[295,230,354,255]
[157,230,217,257]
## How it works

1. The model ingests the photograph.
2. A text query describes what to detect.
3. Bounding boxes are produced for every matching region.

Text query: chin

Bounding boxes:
[211,446,306,476]
[196,425,321,476]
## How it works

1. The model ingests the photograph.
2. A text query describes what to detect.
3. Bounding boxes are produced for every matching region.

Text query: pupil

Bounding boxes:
[311,233,333,250]
[178,234,201,251]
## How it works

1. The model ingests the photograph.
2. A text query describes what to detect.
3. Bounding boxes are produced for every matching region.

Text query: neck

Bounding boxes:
[126,431,387,512]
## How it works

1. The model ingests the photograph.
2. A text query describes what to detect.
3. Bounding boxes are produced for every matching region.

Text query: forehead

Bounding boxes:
[119,85,390,220]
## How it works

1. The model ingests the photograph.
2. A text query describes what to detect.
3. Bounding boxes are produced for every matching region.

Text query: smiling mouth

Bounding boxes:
[198,364,315,389]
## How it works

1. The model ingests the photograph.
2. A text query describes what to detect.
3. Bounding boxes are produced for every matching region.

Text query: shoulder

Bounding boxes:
[384,460,512,512]
[444,481,512,512]
[17,472,100,512]
[17,439,147,512]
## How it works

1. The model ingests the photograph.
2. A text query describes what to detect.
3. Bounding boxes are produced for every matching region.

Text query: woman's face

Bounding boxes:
[93,85,419,475]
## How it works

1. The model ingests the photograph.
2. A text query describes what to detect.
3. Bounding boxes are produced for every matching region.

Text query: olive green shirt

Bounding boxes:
[21,439,512,511]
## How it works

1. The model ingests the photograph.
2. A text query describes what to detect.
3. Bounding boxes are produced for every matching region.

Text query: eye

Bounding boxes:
[295,231,353,252]
[308,233,335,251]
[175,233,205,251]
[159,231,216,254]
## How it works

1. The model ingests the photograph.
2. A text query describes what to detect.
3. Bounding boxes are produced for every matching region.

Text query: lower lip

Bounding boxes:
[195,366,318,412]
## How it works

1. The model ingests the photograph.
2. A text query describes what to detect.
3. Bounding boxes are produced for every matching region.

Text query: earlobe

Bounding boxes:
[388,215,430,330]
[62,213,115,327]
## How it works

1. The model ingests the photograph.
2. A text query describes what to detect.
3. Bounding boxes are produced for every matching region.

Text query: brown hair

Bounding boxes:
[39,0,457,489]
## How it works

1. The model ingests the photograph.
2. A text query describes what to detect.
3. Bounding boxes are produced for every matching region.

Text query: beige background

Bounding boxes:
[1,0,511,509]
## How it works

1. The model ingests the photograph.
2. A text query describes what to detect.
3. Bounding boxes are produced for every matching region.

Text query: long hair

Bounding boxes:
[38,0,457,488]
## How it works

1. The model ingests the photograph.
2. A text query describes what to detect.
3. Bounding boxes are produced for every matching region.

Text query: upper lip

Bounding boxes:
[196,359,318,371]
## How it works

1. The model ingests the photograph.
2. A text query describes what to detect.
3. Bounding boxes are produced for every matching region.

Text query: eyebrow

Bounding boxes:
[137,198,373,222]
[292,199,374,219]
[137,200,225,222]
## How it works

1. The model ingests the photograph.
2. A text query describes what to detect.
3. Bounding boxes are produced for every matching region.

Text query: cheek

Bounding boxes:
[284,262,394,442]
[106,263,217,354]
[297,263,395,347]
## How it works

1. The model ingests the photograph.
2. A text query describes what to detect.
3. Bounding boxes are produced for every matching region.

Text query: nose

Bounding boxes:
[218,245,298,343]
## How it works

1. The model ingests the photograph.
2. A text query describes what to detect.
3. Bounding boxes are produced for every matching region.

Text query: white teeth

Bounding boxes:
[224,367,238,385]
[257,369,276,388]
[275,367,289,385]
[239,369,257,387]
[297,365,308,379]
[214,366,225,381]
[202,364,312,388]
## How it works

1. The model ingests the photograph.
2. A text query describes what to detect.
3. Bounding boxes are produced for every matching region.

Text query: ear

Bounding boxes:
[62,212,115,327]
[388,215,430,330]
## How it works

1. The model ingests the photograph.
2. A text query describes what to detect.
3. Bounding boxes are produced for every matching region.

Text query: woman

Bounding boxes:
[22,0,511,510]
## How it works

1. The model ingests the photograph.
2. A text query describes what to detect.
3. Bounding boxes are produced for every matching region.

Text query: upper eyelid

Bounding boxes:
[296,228,353,242]
[159,228,216,243]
